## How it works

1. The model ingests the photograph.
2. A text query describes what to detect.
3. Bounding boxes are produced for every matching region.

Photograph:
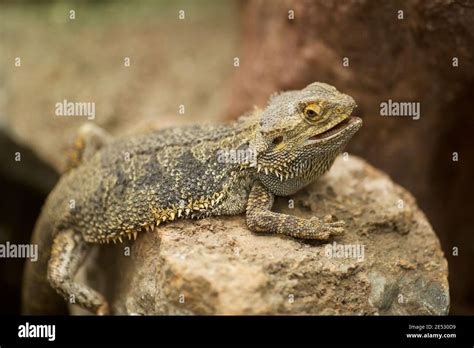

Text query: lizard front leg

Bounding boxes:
[47,230,109,315]
[246,181,345,240]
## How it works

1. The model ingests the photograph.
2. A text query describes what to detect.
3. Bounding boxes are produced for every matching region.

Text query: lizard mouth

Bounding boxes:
[306,116,361,143]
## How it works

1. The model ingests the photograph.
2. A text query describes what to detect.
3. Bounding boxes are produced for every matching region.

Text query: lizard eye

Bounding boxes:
[303,103,321,121]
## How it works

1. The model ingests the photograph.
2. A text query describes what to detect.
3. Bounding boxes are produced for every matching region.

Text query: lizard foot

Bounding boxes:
[306,216,345,240]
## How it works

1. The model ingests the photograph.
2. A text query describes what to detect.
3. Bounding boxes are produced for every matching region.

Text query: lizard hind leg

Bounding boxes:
[47,230,109,315]
[65,123,111,171]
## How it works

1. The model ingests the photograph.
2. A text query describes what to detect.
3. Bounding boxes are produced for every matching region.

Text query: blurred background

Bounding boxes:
[0,0,473,314]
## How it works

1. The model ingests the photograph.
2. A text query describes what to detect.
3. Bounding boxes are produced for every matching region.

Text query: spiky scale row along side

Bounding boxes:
[96,190,228,244]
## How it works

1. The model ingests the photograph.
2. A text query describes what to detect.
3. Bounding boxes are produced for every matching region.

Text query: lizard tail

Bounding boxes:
[22,214,68,315]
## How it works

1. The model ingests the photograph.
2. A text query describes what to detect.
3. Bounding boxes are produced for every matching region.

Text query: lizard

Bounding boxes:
[22,82,362,315]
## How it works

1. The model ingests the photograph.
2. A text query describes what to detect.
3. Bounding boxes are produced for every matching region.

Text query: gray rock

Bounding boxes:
[73,155,449,315]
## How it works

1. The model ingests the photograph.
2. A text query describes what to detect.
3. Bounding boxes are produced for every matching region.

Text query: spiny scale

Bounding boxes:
[102,192,225,244]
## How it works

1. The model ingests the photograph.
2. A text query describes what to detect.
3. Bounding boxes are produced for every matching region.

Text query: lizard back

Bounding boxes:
[50,121,258,243]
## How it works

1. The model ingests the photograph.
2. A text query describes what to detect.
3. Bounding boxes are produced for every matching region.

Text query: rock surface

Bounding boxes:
[74,155,449,315]
[227,0,474,314]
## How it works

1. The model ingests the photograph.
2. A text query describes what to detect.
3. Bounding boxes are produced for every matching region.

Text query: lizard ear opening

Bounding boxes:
[272,135,284,146]
[271,135,286,150]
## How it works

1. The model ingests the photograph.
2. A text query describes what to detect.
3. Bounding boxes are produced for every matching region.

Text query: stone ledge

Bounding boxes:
[74,155,449,315]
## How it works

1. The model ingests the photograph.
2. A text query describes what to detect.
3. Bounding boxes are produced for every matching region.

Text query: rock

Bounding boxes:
[74,155,449,315]
[1,2,239,173]
[227,0,474,314]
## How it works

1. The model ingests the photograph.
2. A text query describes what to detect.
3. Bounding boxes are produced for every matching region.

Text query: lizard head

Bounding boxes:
[250,82,362,196]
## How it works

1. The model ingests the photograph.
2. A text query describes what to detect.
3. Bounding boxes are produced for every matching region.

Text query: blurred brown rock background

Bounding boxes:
[227,0,474,314]
[1,0,473,314]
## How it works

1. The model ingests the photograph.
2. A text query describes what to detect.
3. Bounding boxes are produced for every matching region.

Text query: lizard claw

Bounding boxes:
[96,302,110,316]
[322,214,334,223]
[308,217,346,240]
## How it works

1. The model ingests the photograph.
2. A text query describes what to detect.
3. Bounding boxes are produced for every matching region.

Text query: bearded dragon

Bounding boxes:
[22,82,362,315]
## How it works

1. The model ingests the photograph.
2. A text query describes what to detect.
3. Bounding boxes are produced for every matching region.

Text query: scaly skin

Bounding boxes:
[22,82,362,314]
